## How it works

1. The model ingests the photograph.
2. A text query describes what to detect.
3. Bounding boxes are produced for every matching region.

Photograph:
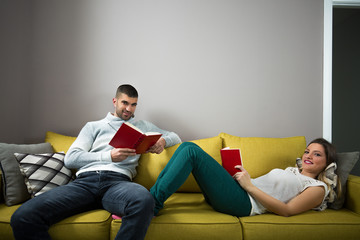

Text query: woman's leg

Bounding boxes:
[150,142,251,216]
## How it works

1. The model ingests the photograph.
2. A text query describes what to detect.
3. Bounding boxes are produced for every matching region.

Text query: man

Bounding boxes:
[11,84,181,240]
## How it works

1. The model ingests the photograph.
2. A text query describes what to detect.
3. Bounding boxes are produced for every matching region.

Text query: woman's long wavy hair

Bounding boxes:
[306,138,342,202]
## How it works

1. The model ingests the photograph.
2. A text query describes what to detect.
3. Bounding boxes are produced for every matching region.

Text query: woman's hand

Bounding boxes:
[233,165,254,191]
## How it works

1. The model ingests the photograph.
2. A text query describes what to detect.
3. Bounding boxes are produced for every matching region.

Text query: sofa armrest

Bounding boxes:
[345,174,360,214]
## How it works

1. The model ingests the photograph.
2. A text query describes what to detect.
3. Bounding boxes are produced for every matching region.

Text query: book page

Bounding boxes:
[125,122,160,136]
[145,132,161,136]
[125,122,144,134]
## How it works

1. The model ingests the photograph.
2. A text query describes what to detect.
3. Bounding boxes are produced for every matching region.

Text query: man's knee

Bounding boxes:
[10,208,23,229]
[138,189,155,209]
[10,205,37,231]
[128,187,155,213]
[11,196,52,229]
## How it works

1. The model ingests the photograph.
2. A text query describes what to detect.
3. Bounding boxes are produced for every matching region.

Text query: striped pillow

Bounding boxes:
[14,152,73,197]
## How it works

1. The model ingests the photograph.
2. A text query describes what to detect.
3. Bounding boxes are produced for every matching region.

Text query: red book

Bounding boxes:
[109,122,162,154]
[220,147,243,176]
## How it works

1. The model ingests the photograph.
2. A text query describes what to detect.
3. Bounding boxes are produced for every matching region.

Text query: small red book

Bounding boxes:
[220,147,243,176]
[109,122,162,154]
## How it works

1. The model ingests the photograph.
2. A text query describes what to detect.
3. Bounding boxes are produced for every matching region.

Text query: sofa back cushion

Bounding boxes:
[45,131,77,153]
[219,133,306,178]
[134,136,223,192]
[45,132,223,193]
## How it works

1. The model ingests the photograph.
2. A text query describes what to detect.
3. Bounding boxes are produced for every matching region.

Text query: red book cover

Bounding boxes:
[109,122,162,154]
[220,147,243,176]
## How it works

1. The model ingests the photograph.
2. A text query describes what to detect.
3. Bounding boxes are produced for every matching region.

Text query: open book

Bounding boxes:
[220,147,243,176]
[109,122,162,154]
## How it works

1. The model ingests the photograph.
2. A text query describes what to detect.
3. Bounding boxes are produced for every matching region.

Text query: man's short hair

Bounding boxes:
[116,84,138,98]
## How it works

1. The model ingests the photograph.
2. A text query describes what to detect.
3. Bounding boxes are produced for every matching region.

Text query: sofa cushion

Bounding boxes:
[0,204,21,239]
[48,209,111,240]
[219,133,306,178]
[240,209,360,240]
[328,152,359,209]
[134,136,223,192]
[45,131,77,153]
[345,174,360,214]
[14,152,73,197]
[110,193,242,240]
[0,143,54,206]
[0,203,111,240]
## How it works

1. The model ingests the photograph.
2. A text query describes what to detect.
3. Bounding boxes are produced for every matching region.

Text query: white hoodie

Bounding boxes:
[64,112,181,180]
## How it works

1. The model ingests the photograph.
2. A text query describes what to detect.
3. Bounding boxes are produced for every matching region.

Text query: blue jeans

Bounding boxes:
[11,171,154,240]
[150,142,252,217]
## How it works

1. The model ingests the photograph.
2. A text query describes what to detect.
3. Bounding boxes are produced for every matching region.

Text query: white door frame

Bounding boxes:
[323,0,360,142]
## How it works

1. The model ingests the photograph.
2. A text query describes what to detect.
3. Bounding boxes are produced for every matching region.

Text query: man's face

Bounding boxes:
[113,93,138,120]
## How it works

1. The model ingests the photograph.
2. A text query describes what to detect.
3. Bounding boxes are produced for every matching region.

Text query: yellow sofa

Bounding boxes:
[1,132,360,240]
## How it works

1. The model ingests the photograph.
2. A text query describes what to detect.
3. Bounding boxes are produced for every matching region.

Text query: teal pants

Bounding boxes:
[150,142,252,217]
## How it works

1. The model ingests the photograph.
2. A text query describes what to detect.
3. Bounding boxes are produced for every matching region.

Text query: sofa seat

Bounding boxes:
[241,209,360,240]
[48,209,112,240]
[0,204,20,240]
[0,204,112,240]
[110,193,243,240]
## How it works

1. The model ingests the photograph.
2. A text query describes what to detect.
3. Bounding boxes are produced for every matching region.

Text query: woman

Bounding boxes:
[150,138,341,217]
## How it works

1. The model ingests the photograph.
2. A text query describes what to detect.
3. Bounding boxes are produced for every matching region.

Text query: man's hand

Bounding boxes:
[111,148,136,162]
[147,137,166,154]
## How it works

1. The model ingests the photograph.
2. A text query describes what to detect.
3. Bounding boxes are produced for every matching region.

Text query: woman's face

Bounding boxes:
[301,143,327,177]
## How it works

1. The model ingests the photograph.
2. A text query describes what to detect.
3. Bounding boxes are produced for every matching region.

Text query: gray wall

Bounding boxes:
[0,0,31,143]
[1,0,323,144]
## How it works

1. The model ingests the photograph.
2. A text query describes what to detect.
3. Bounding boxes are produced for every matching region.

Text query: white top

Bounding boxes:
[249,167,329,216]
